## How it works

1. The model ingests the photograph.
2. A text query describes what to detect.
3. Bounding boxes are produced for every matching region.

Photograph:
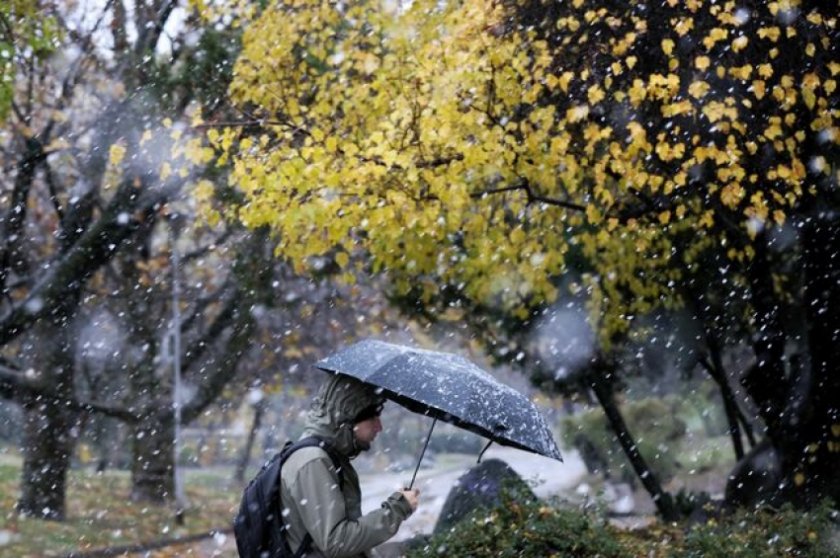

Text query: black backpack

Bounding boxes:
[234,436,344,558]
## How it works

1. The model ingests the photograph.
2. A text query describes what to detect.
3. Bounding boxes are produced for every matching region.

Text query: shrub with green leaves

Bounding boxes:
[0,1,61,120]
[407,490,629,558]
[677,500,838,558]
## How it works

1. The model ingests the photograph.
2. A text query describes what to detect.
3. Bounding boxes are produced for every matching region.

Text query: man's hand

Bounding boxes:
[400,488,420,511]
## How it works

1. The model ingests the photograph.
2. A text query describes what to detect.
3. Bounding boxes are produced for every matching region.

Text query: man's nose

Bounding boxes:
[374,416,382,433]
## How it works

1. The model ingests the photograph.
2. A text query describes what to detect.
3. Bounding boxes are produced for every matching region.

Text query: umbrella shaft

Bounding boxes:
[409,418,437,490]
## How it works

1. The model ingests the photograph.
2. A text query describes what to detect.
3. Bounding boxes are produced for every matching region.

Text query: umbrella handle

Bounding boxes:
[408,417,437,490]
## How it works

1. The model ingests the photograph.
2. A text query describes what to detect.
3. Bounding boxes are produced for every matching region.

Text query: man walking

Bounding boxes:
[280,375,419,557]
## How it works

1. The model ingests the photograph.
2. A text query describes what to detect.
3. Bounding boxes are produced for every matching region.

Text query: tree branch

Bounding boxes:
[470,180,587,211]
[180,287,240,375]
[0,176,181,345]
[181,230,232,263]
[0,364,137,422]
[182,309,254,425]
[136,0,179,56]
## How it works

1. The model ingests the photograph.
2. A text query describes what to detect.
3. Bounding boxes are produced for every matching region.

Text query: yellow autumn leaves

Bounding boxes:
[201,0,838,339]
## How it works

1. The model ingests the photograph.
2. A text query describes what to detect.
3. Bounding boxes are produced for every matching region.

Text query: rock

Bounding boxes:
[606,482,635,515]
[433,458,535,534]
[725,439,783,508]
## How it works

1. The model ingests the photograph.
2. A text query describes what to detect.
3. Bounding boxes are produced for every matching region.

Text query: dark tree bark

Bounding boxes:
[588,361,679,521]
[17,318,76,519]
[700,332,756,459]
[796,212,840,504]
[0,136,45,295]
[130,409,176,503]
[1,0,223,521]
[741,235,790,440]
[727,210,840,508]
[234,399,265,483]
[703,362,744,460]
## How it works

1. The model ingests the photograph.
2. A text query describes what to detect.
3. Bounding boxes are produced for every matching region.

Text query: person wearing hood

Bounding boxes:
[279,375,419,558]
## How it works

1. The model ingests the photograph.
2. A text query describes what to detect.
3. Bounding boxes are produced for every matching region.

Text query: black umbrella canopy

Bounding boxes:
[316,339,562,462]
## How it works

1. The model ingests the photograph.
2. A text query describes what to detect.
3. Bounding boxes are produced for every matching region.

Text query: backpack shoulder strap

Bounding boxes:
[281,435,344,486]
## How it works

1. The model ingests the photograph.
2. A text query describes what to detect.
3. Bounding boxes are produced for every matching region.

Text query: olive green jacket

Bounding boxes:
[279,376,413,558]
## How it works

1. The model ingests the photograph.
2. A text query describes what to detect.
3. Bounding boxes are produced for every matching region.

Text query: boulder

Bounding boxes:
[433,458,535,534]
[725,439,783,509]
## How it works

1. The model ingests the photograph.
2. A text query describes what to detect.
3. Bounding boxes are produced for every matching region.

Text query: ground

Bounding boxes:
[0,442,741,557]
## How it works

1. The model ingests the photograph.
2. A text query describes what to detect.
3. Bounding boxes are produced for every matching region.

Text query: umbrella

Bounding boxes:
[316,339,562,488]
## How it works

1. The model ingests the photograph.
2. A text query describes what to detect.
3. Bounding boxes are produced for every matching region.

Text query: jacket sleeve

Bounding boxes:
[287,455,413,558]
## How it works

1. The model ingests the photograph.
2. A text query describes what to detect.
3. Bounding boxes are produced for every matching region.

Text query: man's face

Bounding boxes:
[353,415,382,449]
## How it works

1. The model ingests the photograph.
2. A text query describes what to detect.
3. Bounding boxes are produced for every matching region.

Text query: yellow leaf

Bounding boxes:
[628,79,647,106]
[558,71,574,93]
[587,84,605,104]
[586,204,602,225]
[662,100,693,117]
[720,183,745,209]
[729,65,752,80]
[803,89,816,109]
[688,81,710,99]
[702,27,728,50]
[764,122,783,140]
[732,36,748,52]
[702,101,727,122]
[109,143,126,166]
[758,27,780,42]
[566,105,590,122]
[335,252,350,268]
[674,17,694,36]
[325,136,338,152]
[695,56,710,70]
[661,38,675,56]
[758,63,774,79]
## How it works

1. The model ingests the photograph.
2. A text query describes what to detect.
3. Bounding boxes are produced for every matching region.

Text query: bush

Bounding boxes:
[678,500,838,558]
[404,489,837,557]
[407,489,629,558]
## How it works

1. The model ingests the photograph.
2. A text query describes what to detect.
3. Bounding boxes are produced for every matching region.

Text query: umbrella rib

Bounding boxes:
[408,417,437,490]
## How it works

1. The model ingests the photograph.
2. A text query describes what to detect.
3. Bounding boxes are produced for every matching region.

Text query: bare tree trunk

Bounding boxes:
[17,320,76,520]
[234,400,265,483]
[700,335,749,460]
[589,362,679,521]
[797,213,840,504]
[131,408,176,503]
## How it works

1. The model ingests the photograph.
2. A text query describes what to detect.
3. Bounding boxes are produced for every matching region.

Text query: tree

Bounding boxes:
[213,0,838,511]
[0,0,241,518]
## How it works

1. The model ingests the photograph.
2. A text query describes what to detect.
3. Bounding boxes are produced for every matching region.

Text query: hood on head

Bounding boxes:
[303,374,385,457]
